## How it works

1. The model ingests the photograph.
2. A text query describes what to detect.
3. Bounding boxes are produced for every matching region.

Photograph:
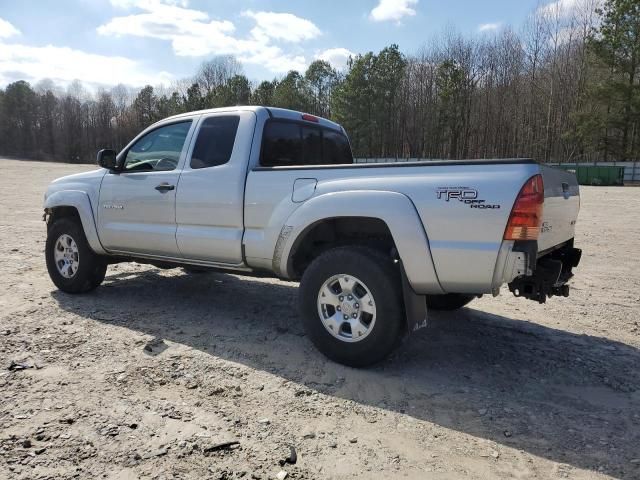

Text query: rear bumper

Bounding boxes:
[508,240,582,303]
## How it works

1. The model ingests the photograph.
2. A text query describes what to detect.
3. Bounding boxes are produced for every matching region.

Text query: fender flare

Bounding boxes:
[276,190,444,295]
[44,190,106,255]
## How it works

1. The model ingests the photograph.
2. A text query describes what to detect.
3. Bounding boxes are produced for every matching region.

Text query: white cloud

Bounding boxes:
[109,0,188,8]
[98,1,321,73]
[97,3,235,56]
[369,0,418,23]
[316,48,355,70]
[478,22,502,32]
[0,42,172,88]
[0,18,20,38]
[243,11,321,43]
[538,0,579,16]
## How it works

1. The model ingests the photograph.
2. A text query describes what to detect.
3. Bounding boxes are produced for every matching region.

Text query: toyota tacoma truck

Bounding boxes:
[43,106,582,366]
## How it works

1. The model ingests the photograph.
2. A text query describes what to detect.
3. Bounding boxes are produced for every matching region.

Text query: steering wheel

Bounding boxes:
[155,157,176,171]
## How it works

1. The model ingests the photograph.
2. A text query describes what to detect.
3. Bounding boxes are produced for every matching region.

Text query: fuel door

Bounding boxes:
[292,178,317,203]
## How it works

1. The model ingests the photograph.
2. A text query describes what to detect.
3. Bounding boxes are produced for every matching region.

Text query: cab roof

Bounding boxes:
[164,106,343,132]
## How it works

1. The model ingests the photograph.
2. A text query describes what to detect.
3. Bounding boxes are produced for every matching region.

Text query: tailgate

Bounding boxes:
[538,166,580,253]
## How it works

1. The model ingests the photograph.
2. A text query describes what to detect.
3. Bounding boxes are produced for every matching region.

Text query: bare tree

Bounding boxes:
[195,56,242,95]
[0,1,622,164]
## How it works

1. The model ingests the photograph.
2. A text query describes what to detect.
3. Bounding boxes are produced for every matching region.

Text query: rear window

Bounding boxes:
[323,129,352,165]
[190,115,240,169]
[260,121,353,167]
[302,126,322,164]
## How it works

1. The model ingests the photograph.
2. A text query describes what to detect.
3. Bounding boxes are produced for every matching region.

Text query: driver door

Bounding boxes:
[98,119,195,257]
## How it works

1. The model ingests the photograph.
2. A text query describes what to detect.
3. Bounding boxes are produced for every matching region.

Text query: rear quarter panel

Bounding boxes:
[244,162,540,294]
[401,163,540,292]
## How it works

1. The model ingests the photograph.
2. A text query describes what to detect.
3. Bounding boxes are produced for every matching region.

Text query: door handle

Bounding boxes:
[155,183,175,192]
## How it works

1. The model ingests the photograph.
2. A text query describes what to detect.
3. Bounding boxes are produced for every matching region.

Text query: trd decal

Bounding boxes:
[436,187,501,209]
[436,187,478,201]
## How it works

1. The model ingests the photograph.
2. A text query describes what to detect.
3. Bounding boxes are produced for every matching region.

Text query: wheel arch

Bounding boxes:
[276,190,444,295]
[44,191,106,255]
[286,216,396,279]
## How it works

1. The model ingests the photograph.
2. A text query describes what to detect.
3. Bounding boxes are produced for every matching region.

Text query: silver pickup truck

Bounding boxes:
[43,106,582,366]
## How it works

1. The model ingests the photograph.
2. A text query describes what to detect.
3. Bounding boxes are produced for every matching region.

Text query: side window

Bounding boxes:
[123,121,192,172]
[261,121,301,167]
[260,120,353,167]
[323,129,353,165]
[190,116,240,169]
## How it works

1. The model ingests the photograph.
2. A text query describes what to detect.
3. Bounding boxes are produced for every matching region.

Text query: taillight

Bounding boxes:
[504,174,544,241]
[301,113,319,123]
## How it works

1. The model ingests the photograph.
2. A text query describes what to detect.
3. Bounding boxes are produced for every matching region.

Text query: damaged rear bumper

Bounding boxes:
[508,241,582,304]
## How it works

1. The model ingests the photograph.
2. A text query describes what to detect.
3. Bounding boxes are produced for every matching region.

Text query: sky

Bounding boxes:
[0,0,566,90]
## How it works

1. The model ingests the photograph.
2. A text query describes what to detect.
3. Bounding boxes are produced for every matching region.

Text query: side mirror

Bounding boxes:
[97,149,119,170]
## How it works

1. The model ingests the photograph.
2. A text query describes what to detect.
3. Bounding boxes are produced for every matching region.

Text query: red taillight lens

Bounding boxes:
[301,113,319,123]
[504,174,544,241]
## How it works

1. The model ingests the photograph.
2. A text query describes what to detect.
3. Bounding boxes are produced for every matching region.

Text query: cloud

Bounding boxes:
[316,48,354,70]
[537,0,580,16]
[98,0,321,73]
[109,0,188,8]
[0,41,173,88]
[0,17,20,38]
[243,11,321,43]
[478,22,502,32]
[97,3,235,56]
[369,0,418,23]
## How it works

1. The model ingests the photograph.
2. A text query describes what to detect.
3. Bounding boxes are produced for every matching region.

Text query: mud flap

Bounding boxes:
[399,260,428,333]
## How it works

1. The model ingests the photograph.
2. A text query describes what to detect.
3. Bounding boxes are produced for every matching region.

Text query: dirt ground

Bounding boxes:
[0,158,639,480]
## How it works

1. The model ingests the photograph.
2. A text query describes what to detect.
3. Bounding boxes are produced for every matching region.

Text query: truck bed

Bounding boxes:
[244,158,580,295]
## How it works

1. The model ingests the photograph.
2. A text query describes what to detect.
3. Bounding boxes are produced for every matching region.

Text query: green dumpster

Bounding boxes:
[553,165,625,186]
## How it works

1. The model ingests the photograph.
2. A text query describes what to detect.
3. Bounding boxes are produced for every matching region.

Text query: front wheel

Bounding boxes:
[45,218,107,293]
[298,246,403,367]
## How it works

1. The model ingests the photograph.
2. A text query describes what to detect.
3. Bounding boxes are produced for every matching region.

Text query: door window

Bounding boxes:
[190,116,240,169]
[123,121,192,172]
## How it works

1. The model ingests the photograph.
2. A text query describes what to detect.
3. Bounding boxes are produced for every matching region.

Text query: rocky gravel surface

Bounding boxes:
[1,159,639,479]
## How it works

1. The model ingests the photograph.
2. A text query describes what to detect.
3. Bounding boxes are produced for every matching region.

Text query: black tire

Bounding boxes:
[45,217,107,293]
[298,246,403,367]
[425,293,475,311]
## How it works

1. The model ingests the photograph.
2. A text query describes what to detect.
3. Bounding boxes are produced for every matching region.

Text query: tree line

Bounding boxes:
[0,0,637,164]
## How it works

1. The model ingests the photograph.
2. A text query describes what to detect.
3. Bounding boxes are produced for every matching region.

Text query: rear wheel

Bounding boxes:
[299,246,403,367]
[425,293,475,311]
[45,218,107,293]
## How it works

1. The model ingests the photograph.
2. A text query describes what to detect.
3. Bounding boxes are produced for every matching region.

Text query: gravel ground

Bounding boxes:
[1,158,639,480]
